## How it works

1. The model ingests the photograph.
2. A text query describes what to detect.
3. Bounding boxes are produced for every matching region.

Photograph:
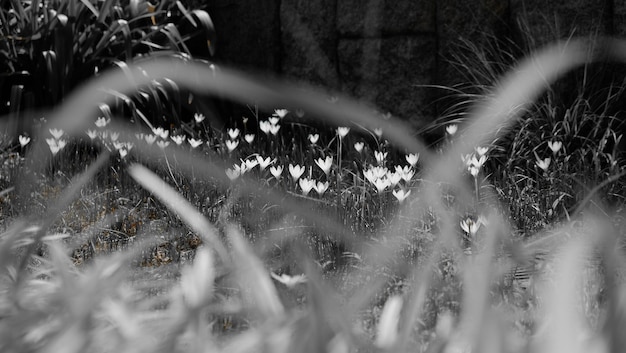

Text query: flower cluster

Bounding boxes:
[462,147,488,177]
[225,155,276,181]
[46,128,68,156]
[362,154,417,202]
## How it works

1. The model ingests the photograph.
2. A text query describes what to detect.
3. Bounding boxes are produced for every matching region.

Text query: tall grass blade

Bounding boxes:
[534,232,593,353]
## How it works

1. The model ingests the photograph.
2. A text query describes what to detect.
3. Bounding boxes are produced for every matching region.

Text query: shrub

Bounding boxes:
[0,0,216,136]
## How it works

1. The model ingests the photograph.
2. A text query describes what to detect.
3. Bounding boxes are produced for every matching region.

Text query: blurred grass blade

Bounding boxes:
[535,235,592,353]
[179,247,214,308]
[127,163,228,261]
[375,295,403,350]
[226,225,284,319]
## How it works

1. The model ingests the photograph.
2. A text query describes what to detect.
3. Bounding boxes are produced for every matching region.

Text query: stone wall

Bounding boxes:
[206,0,619,129]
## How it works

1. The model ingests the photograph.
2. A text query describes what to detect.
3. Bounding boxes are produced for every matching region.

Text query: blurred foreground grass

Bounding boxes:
[1,37,626,353]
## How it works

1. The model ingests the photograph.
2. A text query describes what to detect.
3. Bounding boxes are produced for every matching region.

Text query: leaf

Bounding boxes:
[175,1,196,27]
[190,10,216,56]
[9,84,23,115]
[94,19,132,60]
[8,0,27,29]
[160,23,190,53]
[42,50,59,102]
[78,0,99,18]
[97,0,116,23]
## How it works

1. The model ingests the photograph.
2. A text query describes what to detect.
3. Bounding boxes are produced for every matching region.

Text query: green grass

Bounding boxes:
[2,16,626,353]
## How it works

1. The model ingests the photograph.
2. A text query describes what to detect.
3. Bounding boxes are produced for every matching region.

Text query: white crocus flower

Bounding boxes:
[460,217,481,236]
[152,127,169,139]
[273,109,289,118]
[354,142,364,153]
[548,140,562,154]
[256,155,274,171]
[225,140,239,152]
[227,128,240,140]
[289,164,305,181]
[445,124,458,136]
[309,133,319,145]
[225,168,240,181]
[363,168,377,185]
[470,154,487,169]
[245,134,255,144]
[314,181,329,195]
[271,272,306,288]
[475,146,488,156]
[259,121,272,135]
[405,153,419,167]
[299,177,315,195]
[188,138,203,148]
[374,127,383,138]
[113,141,125,150]
[109,131,120,142]
[315,156,333,175]
[337,127,350,138]
[171,135,185,145]
[392,189,411,203]
[269,165,283,179]
[95,116,110,128]
[144,134,157,145]
[268,116,280,126]
[536,156,551,171]
[386,171,402,187]
[235,163,247,175]
[469,165,480,177]
[19,135,30,147]
[373,177,390,193]
[46,138,67,155]
[375,151,388,165]
[269,124,281,135]
[156,140,170,149]
[243,158,258,170]
[49,128,64,139]
[194,113,206,123]
[395,165,413,180]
